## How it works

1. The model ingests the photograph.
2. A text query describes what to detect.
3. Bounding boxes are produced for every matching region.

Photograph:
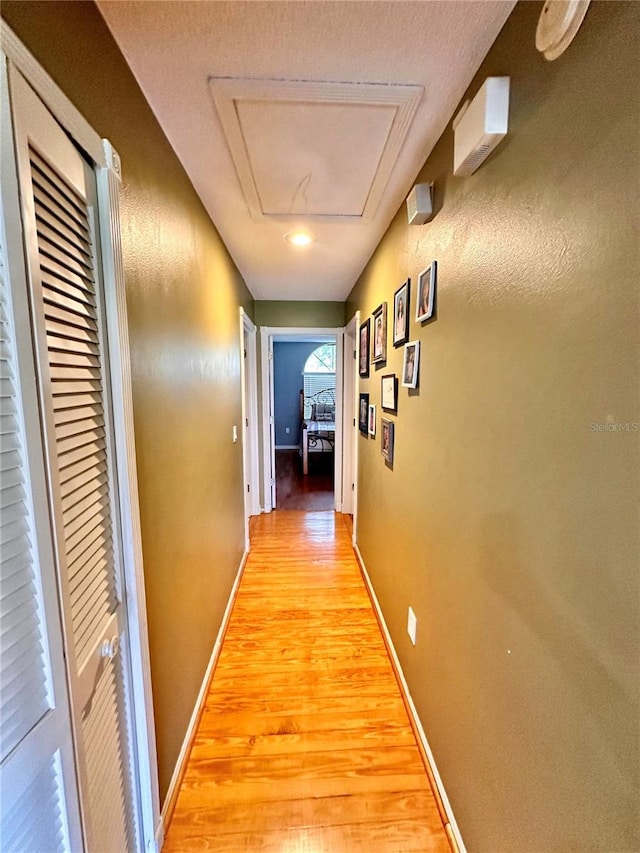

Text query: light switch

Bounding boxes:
[232,425,238,443]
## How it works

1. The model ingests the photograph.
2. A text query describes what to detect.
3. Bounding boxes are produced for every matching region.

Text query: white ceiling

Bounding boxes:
[97,1,515,301]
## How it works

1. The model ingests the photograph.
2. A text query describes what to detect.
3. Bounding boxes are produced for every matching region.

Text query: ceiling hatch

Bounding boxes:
[209,77,423,222]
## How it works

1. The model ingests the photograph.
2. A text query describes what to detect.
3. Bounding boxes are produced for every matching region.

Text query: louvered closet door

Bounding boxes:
[9,71,138,852]
[0,252,82,851]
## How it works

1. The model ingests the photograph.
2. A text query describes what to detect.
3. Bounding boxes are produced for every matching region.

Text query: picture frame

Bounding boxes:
[402,341,420,389]
[368,404,376,437]
[358,393,370,434]
[381,418,395,464]
[371,302,387,363]
[393,279,410,346]
[359,319,370,377]
[380,373,398,413]
[416,261,437,323]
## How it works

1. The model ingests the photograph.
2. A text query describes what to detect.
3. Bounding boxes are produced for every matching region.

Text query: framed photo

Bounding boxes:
[368,404,376,437]
[381,418,395,463]
[359,319,370,377]
[358,393,370,434]
[393,279,410,346]
[381,373,398,413]
[371,302,387,363]
[416,261,437,322]
[402,341,420,389]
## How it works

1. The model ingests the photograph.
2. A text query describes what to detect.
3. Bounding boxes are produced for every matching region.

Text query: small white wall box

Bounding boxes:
[453,77,510,176]
[406,182,433,225]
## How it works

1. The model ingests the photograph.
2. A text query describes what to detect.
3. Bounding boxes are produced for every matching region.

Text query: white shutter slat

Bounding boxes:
[43,286,97,323]
[0,499,28,530]
[69,544,111,595]
[57,416,104,442]
[58,453,105,490]
[54,402,104,428]
[0,530,30,563]
[49,346,101,368]
[34,197,93,259]
[1,554,32,595]
[57,435,106,472]
[29,148,86,225]
[0,481,24,510]
[32,180,90,241]
[82,658,134,853]
[40,268,96,312]
[51,379,102,397]
[38,238,94,286]
[62,482,108,528]
[0,460,49,754]
[0,753,65,853]
[64,503,110,558]
[59,458,107,498]
[0,623,41,672]
[57,426,105,457]
[49,338,101,362]
[61,470,109,515]
[43,298,99,334]
[67,525,110,580]
[53,390,102,412]
[46,317,99,347]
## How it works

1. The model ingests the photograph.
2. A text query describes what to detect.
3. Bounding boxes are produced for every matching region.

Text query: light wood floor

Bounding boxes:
[163,511,450,852]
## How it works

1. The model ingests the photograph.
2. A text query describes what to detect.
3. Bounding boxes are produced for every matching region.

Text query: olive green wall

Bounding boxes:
[347,3,639,851]
[255,299,345,328]
[2,1,254,805]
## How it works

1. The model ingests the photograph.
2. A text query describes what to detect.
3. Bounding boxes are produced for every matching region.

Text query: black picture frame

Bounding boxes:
[393,279,410,346]
[358,393,370,434]
[381,418,395,463]
[359,319,370,377]
[371,302,387,364]
[380,373,398,413]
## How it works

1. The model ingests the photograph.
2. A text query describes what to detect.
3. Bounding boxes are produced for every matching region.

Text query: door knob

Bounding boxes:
[100,635,120,660]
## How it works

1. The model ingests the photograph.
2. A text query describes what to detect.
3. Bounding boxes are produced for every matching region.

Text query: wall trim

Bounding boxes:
[0,21,105,167]
[155,546,249,848]
[353,543,466,853]
[275,444,299,450]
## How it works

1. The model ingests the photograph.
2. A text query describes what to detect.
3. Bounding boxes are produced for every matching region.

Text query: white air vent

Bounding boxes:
[406,182,433,225]
[453,77,510,176]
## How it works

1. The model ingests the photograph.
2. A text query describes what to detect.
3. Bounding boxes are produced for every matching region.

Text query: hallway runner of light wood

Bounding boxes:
[163,511,450,852]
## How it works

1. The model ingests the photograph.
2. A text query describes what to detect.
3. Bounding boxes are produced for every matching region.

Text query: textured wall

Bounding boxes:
[255,300,344,328]
[346,2,639,850]
[273,342,319,446]
[2,1,254,805]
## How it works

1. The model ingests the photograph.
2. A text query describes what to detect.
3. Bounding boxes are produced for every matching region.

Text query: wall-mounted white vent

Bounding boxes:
[453,77,510,176]
[406,182,433,225]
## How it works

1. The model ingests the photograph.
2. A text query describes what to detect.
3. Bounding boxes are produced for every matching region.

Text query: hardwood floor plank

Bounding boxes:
[163,510,450,852]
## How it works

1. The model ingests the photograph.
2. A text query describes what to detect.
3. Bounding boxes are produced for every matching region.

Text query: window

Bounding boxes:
[303,344,336,418]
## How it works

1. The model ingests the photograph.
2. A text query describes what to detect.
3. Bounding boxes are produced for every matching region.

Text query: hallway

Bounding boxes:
[163,511,450,852]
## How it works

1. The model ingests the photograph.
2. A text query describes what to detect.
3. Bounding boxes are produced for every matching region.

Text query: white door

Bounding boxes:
[341,314,359,519]
[7,69,138,851]
[0,205,83,851]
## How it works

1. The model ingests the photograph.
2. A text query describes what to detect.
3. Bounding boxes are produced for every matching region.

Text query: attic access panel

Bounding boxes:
[210,77,422,222]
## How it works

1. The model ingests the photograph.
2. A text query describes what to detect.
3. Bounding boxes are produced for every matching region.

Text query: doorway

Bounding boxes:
[260,327,344,513]
[274,337,336,510]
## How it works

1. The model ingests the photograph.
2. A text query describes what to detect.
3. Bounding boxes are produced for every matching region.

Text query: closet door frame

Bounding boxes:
[1,23,160,853]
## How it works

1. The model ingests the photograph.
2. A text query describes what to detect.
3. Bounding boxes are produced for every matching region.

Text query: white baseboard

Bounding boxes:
[275,444,299,450]
[353,543,466,853]
[156,546,249,846]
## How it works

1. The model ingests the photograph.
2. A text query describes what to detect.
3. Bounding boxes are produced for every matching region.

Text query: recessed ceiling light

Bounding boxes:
[284,230,316,247]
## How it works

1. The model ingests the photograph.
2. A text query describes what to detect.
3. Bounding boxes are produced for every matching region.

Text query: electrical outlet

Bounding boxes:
[285,427,290,434]
[407,607,417,645]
